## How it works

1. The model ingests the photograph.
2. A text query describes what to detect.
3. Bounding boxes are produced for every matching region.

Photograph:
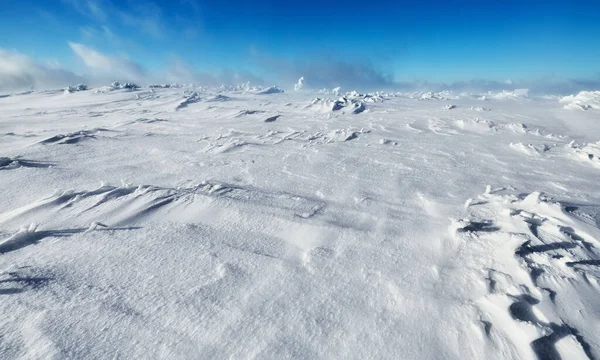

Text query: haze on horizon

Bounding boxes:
[1,0,599,93]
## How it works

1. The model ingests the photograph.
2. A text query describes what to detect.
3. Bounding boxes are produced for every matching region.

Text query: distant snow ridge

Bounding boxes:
[560,91,600,111]
[111,81,140,90]
[95,81,141,93]
[397,91,457,100]
[216,82,255,93]
[234,82,254,92]
[64,84,88,94]
[294,77,305,91]
[148,84,184,89]
[344,90,385,103]
[256,86,284,95]
[481,88,529,100]
[419,91,453,100]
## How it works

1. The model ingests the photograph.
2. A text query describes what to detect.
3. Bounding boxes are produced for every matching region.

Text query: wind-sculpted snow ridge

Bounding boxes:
[567,141,600,168]
[0,181,326,231]
[560,91,600,111]
[305,96,367,114]
[0,157,53,170]
[454,188,600,360]
[176,91,202,110]
[304,89,385,114]
[480,89,530,100]
[1,86,600,359]
[205,94,232,102]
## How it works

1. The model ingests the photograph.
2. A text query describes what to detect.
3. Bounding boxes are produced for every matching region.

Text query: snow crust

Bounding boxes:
[1,85,600,359]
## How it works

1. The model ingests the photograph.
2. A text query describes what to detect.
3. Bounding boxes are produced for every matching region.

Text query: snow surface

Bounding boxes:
[1,86,600,359]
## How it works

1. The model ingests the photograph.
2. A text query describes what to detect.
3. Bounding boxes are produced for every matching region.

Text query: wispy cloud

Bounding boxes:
[118,3,164,38]
[62,0,106,22]
[68,42,146,82]
[64,0,166,39]
[0,49,84,92]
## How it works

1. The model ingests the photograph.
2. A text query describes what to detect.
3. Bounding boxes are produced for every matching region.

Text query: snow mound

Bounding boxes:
[305,97,367,114]
[420,91,452,100]
[256,86,284,95]
[111,81,140,90]
[95,81,141,93]
[454,118,495,132]
[497,123,528,134]
[568,141,600,167]
[560,91,600,111]
[0,157,14,168]
[64,84,88,94]
[176,91,202,110]
[343,91,385,103]
[510,142,550,156]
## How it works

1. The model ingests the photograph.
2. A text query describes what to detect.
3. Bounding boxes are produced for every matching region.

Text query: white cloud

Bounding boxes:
[0,49,83,93]
[68,42,146,82]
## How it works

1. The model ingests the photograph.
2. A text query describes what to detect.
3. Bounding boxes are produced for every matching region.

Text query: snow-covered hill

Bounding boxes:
[1,86,599,359]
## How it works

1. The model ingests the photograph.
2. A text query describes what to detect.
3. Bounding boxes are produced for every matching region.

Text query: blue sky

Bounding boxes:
[1,0,599,92]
